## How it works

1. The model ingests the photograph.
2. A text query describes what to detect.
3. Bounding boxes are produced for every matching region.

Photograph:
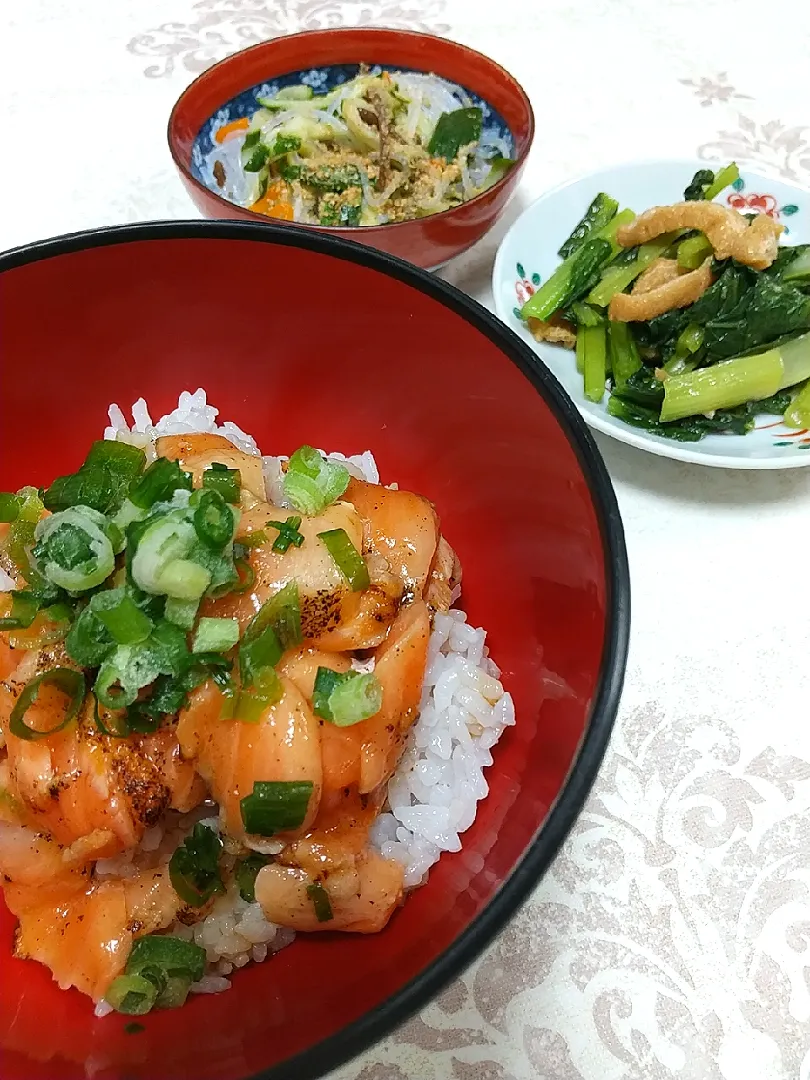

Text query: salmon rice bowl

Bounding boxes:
[0,389,514,1018]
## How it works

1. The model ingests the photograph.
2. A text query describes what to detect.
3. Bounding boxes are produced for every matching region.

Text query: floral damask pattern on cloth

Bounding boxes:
[679,73,752,109]
[335,702,810,1080]
[127,0,450,78]
[698,116,810,183]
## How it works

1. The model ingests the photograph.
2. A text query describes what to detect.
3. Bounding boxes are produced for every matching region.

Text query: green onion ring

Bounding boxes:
[9,668,86,741]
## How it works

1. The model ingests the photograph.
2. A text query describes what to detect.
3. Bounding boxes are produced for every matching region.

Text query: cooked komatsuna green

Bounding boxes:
[0,430,462,1015]
[521,162,810,441]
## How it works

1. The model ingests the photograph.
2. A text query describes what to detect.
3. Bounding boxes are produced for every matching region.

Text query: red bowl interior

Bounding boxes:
[168,29,534,268]
[0,223,627,1080]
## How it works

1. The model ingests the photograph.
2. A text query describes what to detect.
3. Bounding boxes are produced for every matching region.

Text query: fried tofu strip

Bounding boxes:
[617,202,783,271]
[527,315,577,350]
[633,257,682,294]
[610,259,714,322]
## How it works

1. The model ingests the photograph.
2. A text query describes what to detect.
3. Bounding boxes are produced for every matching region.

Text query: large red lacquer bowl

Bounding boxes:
[168,29,534,269]
[0,222,628,1080]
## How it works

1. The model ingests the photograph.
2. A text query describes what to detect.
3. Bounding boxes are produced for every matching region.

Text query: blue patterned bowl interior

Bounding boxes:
[191,63,515,189]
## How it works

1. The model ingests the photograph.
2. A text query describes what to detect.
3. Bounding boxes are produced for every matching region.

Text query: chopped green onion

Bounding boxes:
[238,582,302,686]
[164,597,199,630]
[0,591,40,631]
[44,441,146,516]
[154,974,193,1010]
[267,581,302,649]
[127,651,230,730]
[192,617,239,654]
[169,823,225,907]
[3,487,44,576]
[150,556,211,601]
[32,506,115,593]
[224,666,283,722]
[240,780,314,836]
[114,498,146,531]
[232,557,255,594]
[93,619,189,710]
[7,600,71,650]
[251,582,303,660]
[229,584,300,712]
[94,644,162,709]
[147,619,190,673]
[306,880,334,922]
[105,974,159,1016]
[239,622,282,689]
[235,854,271,902]
[9,668,86,741]
[94,592,154,645]
[317,529,369,591]
[283,446,349,516]
[130,516,211,600]
[129,457,193,511]
[44,600,73,623]
[86,439,147,476]
[65,594,119,667]
[192,490,236,550]
[266,516,304,554]
[236,530,267,549]
[107,934,206,1016]
[93,697,131,738]
[202,464,241,504]
[126,934,206,985]
[312,667,383,725]
[0,493,21,523]
[186,528,240,598]
[124,1023,145,1035]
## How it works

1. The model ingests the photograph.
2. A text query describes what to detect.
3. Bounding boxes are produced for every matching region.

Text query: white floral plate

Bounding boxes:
[492,159,810,469]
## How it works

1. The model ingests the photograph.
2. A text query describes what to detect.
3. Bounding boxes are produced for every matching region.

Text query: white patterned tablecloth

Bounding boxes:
[2,3,810,1078]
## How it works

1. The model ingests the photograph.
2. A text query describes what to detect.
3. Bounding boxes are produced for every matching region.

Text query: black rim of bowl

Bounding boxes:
[0,220,630,1080]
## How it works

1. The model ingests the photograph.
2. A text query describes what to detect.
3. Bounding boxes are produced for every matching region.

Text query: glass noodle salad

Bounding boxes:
[520,163,810,441]
[204,67,514,226]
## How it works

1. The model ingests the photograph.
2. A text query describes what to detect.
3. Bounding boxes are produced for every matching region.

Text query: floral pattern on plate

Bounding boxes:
[726,176,799,232]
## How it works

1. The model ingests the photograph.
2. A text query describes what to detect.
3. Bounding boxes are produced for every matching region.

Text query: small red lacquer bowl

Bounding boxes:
[167,28,534,269]
[0,221,627,1080]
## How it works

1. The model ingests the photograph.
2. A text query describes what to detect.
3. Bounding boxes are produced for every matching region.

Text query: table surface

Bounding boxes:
[3,2,810,1078]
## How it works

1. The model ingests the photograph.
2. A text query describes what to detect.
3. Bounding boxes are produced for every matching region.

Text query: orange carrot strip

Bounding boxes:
[214,117,249,144]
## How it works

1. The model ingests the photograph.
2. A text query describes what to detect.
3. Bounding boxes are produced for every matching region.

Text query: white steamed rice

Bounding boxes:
[15,389,515,1008]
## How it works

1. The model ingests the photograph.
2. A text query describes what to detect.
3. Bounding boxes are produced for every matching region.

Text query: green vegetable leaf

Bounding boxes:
[558,193,618,260]
[683,168,715,201]
[243,143,271,172]
[427,107,483,161]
